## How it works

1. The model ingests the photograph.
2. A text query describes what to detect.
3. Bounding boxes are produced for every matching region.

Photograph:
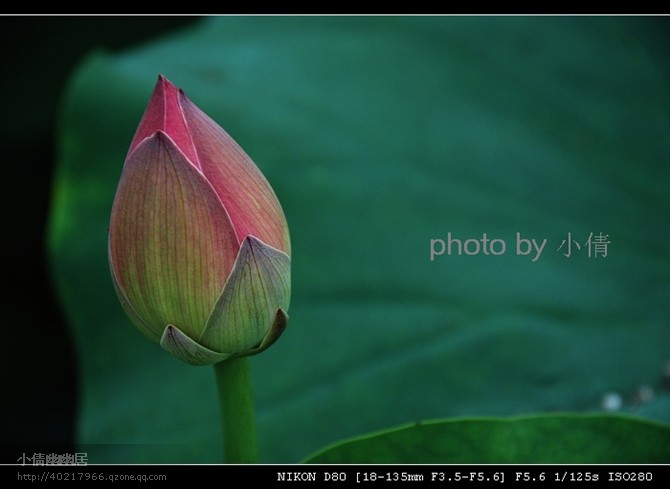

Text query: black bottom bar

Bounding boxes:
[3,464,669,486]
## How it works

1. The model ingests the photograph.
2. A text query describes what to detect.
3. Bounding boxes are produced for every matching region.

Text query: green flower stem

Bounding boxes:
[214,357,259,463]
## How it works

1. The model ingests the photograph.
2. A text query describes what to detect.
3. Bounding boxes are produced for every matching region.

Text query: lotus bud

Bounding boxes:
[109,75,290,365]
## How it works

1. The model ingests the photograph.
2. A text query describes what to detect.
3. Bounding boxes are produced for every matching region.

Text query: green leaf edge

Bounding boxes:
[302,413,670,464]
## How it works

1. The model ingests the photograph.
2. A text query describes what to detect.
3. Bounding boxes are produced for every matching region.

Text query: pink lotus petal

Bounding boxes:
[179,93,291,255]
[200,236,290,354]
[109,131,239,340]
[128,76,201,171]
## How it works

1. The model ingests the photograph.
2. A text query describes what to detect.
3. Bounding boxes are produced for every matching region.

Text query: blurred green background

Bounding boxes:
[0,16,198,460]
[4,16,670,463]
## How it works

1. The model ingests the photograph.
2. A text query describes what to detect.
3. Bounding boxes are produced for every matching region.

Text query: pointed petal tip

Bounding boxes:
[264,307,289,347]
[127,130,202,175]
[155,75,188,104]
[160,324,231,366]
[155,74,179,94]
[128,75,201,169]
[244,234,291,260]
[245,308,289,358]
